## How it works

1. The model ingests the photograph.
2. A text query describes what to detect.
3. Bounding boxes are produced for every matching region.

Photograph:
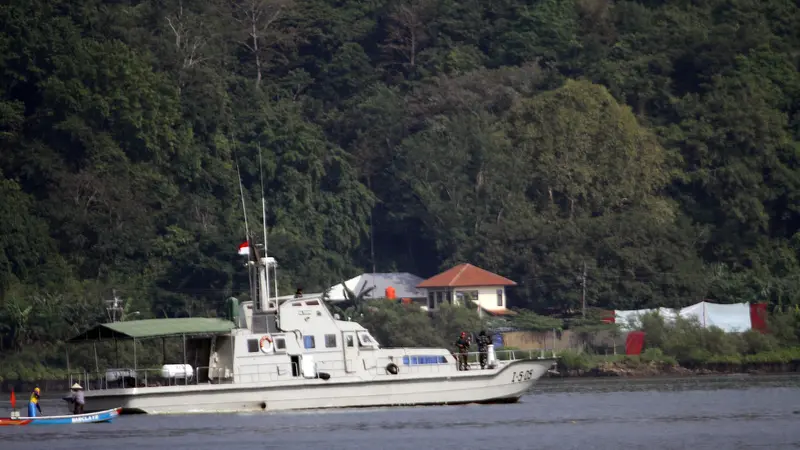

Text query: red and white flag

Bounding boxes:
[238,241,250,256]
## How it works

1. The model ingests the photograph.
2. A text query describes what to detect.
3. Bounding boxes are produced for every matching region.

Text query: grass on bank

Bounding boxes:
[553,310,800,373]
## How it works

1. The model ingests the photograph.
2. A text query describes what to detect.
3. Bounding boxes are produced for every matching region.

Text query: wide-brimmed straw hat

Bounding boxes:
[71,383,83,390]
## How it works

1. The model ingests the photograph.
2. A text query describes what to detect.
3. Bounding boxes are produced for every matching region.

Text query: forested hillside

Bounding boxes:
[2,0,800,357]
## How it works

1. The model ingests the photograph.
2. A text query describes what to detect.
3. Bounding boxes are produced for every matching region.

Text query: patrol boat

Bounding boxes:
[65,247,557,415]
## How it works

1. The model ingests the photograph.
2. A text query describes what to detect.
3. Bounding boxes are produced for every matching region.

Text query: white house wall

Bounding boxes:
[476,287,505,310]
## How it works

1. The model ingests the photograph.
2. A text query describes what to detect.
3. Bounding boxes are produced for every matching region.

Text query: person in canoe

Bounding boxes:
[28,387,42,417]
[67,383,85,414]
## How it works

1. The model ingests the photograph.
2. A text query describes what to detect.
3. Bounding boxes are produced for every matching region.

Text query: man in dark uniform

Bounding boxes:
[477,330,492,369]
[455,332,470,370]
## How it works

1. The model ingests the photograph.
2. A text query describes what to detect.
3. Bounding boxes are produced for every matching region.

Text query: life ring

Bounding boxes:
[386,363,399,375]
[259,335,273,353]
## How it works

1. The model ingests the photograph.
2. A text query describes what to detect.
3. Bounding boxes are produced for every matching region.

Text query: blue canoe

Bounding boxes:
[0,407,122,426]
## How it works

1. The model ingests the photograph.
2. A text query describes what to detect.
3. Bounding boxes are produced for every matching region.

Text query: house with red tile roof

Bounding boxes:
[416,263,518,316]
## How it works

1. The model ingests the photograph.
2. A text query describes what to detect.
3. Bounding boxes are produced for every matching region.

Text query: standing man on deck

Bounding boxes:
[28,386,42,417]
[455,332,470,370]
[477,330,492,369]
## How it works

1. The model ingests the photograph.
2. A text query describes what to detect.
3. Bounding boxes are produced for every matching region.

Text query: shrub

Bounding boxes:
[556,349,592,371]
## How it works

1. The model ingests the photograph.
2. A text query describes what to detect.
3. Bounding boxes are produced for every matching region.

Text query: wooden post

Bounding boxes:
[581,261,587,318]
[133,338,137,387]
[66,345,71,388]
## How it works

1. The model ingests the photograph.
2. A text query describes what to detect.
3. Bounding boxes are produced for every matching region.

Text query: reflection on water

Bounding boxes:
[2,375,799,450]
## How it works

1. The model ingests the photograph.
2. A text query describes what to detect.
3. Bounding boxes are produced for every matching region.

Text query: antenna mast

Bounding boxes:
[236,161,257,308]
[258,144,272,308]
[236,162,250,243]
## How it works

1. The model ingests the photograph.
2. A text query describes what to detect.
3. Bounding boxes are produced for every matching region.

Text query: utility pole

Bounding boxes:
[581,261,587,318]
[368,176,376,276]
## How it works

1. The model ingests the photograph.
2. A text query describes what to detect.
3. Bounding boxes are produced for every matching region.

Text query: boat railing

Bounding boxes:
[67,365,235,391]
[372,348,554,375]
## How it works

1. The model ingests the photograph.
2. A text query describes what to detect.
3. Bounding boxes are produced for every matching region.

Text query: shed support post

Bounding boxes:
[133,338,137,387]
[182,334,187,386]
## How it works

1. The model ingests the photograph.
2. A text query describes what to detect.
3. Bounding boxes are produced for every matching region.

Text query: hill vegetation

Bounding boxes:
[2,0,800,376]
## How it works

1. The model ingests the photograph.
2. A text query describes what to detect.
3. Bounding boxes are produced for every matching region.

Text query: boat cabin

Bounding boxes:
[64,257,469,392]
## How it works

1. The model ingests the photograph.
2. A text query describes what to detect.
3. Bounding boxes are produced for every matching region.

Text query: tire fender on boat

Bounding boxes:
[386,363,399,375]
[259,335,273,353]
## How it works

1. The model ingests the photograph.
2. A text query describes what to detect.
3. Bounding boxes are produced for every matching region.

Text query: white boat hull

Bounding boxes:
[82,359,554,415]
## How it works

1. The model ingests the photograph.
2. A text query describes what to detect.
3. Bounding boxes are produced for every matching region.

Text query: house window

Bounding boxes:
[497,289,503,307]
[428,292,435,309]
[445,291,452,304]
[247,339,259,353]
[325,334,337,348]
[436,291,443,306]
[304,335,316,349]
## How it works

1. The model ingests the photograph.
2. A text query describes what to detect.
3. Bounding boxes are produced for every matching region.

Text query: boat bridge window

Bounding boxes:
[247,339,259,353]
[345,335,354,347]
[275,337,286,350]
[325,334,337,348]
[357,332,378,347]
[402,355,448,365]
[304,335,316,349]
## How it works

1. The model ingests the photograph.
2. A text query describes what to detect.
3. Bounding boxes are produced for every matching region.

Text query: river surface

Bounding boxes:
[2,375,799,449]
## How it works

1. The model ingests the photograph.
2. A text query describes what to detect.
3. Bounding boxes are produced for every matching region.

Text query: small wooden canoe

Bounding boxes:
[0,407,122,426]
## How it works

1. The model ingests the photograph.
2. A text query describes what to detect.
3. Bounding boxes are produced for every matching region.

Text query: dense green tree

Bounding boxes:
[3,0,800,375]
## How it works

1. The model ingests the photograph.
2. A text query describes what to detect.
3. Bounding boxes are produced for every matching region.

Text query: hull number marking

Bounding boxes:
[511,370,534,383]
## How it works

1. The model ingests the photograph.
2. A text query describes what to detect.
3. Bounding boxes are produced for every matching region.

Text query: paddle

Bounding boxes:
[10,390,15,410]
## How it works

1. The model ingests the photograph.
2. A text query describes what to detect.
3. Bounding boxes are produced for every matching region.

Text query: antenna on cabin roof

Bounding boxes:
[258,144,275,306]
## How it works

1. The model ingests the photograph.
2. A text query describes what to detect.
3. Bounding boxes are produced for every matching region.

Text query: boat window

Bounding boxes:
[325,334,337,348]
[275,338,286,350]
[247,339,259,353]
[402,355,448,365]
[358,332,377,347]
[346,335,354,347]
[305,300,320,305]
[304,335,316,349]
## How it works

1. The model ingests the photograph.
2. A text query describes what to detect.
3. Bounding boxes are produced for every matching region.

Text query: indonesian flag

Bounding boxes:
[238,241,250,256]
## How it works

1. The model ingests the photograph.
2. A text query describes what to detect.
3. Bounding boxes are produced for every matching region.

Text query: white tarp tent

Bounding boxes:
[324,272,427,302]
[614,301,752,333]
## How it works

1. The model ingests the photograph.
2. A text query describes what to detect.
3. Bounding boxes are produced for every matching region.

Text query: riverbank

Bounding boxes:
[548,347,800,378]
